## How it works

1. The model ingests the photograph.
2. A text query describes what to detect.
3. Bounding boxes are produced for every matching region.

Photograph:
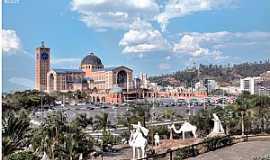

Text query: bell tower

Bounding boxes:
[35,41,50,91]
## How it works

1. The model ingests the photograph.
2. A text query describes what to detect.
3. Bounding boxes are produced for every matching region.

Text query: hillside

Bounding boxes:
[149,60,270,87]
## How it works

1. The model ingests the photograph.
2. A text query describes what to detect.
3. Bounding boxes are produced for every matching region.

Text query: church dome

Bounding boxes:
[81,53,103,66]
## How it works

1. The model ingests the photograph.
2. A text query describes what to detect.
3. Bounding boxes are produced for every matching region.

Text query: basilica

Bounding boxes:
[35,42,136,104]
[35,42,207,104]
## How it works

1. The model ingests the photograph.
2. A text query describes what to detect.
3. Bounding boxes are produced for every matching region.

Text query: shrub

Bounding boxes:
[8,151,38,160]
[203,136,233,151]
[254,155,270,160]
[175,146,199,160]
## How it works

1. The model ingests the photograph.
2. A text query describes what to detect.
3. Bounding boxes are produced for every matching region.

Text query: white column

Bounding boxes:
[127,73,129,92]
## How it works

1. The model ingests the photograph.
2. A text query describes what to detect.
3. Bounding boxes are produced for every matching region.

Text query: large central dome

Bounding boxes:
[81,53,103,66]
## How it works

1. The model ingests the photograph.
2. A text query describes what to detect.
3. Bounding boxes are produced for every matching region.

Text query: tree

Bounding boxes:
[253,95,270,132]
[190,109,213,136]
[2,111,31,159]
[72,114,93,129]
[93,112,112,131]
[31,111,94,160]
[56,131,94,160]
[93,113,115,151]
[163,108,175,121]
[234,92,256,135]
[31,111,68,160]
[129,104,151,127]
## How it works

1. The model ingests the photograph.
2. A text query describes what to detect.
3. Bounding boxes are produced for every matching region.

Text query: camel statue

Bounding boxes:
[129,122,149,160]
[168,122,197,140]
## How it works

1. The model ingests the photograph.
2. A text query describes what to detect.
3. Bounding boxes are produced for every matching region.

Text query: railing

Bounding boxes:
[138,135,249,160]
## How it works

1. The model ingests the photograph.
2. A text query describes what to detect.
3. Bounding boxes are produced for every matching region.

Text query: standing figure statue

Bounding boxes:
[129,122,149,160]
[208,113,225,137]
[154,132,160,146]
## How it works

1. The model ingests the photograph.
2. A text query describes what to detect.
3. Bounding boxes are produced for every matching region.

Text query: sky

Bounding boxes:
[2,0,270,92]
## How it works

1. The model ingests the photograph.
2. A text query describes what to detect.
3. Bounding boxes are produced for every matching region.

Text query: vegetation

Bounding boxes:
[3,90,55,114]
[2,111,31,159]
[2,90,270,159]
[191,92,270,136]
[117,103,151,128]
[175,136,233,160]
[202,136,233,151]
[149,60,270,87]
[254,155,270,160]
[2,110,95,160]
[8,151,38,160]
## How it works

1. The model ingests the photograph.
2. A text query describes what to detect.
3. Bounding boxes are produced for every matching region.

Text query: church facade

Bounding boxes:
[35,42,134,104]
[35,42,208,104]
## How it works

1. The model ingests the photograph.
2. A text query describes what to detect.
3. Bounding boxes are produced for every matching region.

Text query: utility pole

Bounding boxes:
[222,89,225,109]
[241,110,244,136]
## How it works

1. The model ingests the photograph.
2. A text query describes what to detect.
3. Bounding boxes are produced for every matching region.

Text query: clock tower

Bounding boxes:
[35,41,50,91]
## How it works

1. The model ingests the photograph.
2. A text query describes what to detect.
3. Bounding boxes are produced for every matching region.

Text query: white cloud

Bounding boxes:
[71,0,159,30]
[173,31,270,58]
[157,0,236,31]
[119,19,168,53]
[159,63,171,70]
[8,77,34,89]
[2,29,21,53]
[165,56,171,60]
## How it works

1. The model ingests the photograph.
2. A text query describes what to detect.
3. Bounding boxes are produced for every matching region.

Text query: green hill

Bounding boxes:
[149,60,270,87]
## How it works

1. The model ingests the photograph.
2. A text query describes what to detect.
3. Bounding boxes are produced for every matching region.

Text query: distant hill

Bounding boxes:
[149,60,270,87]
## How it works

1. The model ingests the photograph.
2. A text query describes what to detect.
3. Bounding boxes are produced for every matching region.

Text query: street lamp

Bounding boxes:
[40,91,46,120]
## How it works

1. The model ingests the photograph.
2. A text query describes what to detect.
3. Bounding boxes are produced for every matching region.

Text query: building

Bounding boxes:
[258,71,270,96]
[35,42,135,104]
[35,42,208,104]
[240,71,270,96]
[35,41,50,91]
[46,69,86,92]
[240,77,261,95]
[204,79,219,93]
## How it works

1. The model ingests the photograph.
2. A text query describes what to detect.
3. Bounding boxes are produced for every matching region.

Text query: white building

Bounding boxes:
[203,79,219,93]
[240,77,261,95]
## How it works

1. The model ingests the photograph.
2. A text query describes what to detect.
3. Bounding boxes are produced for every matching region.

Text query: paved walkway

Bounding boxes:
[188,141,270,160]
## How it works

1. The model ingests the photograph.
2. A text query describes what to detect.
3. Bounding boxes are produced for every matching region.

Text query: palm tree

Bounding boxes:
[31,111,67,160]
[93,112,112,131]
[253,95,270,132]
[235,92,255,136]
[129,104,150,127]
[57,133,80,160]
[93,113,115,151]
[72,114,93,129]
[2,111,31,159]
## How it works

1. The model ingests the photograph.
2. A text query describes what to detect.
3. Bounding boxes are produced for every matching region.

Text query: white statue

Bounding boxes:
[208,113,225,136]
[79,153,83,160]
[168,122,197,140]
[41,152,49,160]
[129,122,149,160]
[154,133,160,146]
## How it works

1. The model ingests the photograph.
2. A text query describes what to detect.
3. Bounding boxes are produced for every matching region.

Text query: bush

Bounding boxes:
[175,146,199,160]
[8,151,38,160]
[254,155,270,160]
[203,136,233,151]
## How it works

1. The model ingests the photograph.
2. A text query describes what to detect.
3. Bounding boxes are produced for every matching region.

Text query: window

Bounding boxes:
[244,80,250,90]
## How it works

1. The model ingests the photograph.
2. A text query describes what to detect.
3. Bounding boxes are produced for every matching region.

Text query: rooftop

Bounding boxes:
[52,68,84,74]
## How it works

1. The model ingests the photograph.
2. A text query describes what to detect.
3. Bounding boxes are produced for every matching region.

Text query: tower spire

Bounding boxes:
[41,41,45,48]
